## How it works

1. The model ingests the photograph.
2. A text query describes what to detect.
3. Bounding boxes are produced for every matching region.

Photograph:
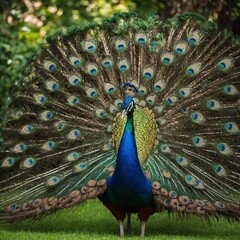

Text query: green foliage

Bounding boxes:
[0,15,37,121]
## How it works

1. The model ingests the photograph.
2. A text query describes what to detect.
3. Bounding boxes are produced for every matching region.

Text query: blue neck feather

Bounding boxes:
[104,112,153,207]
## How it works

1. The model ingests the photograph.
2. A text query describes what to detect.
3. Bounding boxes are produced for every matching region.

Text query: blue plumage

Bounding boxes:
[102,110,153,208]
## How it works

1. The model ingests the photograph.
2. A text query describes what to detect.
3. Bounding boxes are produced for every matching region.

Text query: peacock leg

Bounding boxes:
[127,213,131,233]
[140,221,146,237]
[119,220,124,237]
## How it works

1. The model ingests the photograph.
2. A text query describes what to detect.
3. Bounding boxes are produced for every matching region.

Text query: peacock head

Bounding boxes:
[121,95,135,117]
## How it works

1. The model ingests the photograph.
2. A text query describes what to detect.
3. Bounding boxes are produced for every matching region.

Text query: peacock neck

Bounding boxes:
[115,112,142,173]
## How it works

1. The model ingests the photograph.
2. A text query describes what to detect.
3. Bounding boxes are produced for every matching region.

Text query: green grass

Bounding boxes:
[0,200,239,240]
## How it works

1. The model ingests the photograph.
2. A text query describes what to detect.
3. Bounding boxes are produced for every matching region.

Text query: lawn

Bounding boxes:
[0,200,239,240]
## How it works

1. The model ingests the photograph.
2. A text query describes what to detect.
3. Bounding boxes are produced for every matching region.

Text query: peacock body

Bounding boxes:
[0,12,240,236]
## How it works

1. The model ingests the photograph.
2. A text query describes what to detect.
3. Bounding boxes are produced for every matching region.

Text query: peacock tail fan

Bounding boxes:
[0,12,240,222]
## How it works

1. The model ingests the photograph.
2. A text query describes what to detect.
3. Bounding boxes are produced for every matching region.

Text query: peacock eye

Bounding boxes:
[68,129,81,140]
[135,33,147,44]
[45,80,59,91]
[20,158,37,169]
[188,31,202,45]
[42,141,55,151]
[66,152,81,162]
[102,58,113,68]
[161,52,174,65]
[82,40,97,53]
[68,75,82,85]
[174,42,188,55]
[104,83,116,94]
[115,39,127,51]
[186,62,201,76]
[86,63,98,75]
[143,66,154,80]
[34,93,47,105]
[216,143,232,155]
[69,56,82,66]
[86,87,98,99]
[117,59,129,72]
[1,157,16,168]
[44,61,56,71]
[20,124,34,135]
[217,58,233,71]
[192,136,206,147]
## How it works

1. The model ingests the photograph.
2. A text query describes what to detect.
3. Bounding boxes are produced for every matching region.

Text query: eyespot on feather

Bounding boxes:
[54,121,66,131]
[40,110,53,121]
[13,143,27,153]
[69,56,82,67]
[1,157,16,168]
[217,58,233,71]
[139,85,147,95]
[115,39,127,51]
[160,144,171,153]
[213,164,227,177]
[174,42,188,55]
[46,176,60,187]
[109,104,117,114]
[186,62,201,76]
[96,109,106,118]
[223,84,238,95]
[20,124,34,135]
[143,66,154,80]
[188,31,202,45]
[45,80,59,91]
[86,87,98,99]
[146,95,156,105]
[67,95,80,106]
[135,32,147,44]
[102,57,113,68]
[192,136,206,147]
[33,93,47,105]
[82,40,97,53]
[104,83,116,94]
[216,143,233,155]
[68,75,82,86]
[44,60,56,71]
[73,163,87,173]
[20,158,37,169]
[153,105,164,114]
[178,87,191,98]
[86,63,98,75]
[162,170,171,178]
[154,80,166,92]
[206,99,221,110]
[176,155,189,167]
[185,175,197,186]
[166,95,178,106]
[161,52,174,65]
[114,99,123,108]
[190,112,206,124]
[42,141,55,151]
[66,152,81,162]
[68,129,81,140]
[225,122,239,134]
[117,59,130,72]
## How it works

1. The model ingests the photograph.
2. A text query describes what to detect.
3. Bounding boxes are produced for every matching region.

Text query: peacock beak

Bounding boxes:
[121,110,126,118]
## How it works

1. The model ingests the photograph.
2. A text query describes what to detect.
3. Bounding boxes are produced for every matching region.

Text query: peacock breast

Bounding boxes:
[113,106,158,165]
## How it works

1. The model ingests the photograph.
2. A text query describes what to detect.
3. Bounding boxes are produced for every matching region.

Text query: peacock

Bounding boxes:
[0,12,240,237]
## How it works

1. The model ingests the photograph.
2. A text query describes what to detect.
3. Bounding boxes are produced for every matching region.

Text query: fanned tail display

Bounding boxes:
[0,12,239,235]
